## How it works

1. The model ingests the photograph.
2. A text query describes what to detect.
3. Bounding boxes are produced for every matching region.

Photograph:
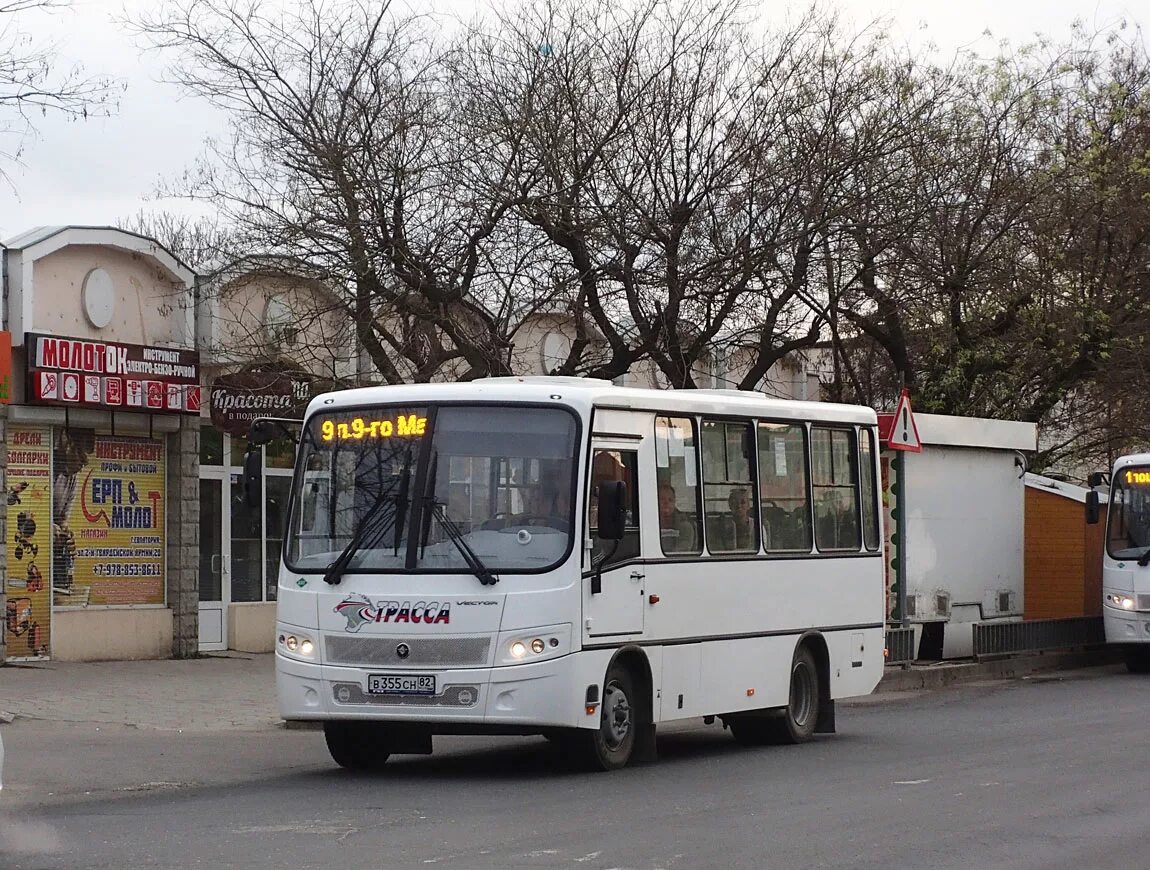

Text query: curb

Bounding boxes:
[877,647,1122,692]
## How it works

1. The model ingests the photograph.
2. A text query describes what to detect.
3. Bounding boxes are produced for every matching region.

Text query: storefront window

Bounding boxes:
[229,478,263,603]
[229,434,249,467]
[265,436,295,469]
[265,475,292,601]
[201,427,224,465]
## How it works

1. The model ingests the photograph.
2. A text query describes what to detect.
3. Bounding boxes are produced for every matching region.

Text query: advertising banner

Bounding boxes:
[6,427,52,659]
[26,332,200,415]
[53,431,166,607]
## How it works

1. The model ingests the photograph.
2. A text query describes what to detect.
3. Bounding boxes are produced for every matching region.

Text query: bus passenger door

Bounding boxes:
[585,445,645,638]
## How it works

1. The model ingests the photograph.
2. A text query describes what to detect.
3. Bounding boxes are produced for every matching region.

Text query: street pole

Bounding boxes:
[896,449,908,627]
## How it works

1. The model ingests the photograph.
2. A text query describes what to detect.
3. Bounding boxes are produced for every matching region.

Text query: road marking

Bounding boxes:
[235,822,358,839]
[893,779,931,785]
[113,781,190,793]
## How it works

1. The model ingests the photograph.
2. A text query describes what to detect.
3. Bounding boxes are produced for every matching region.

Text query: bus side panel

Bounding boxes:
[697,636,792,719]
[653,626,884,725]
[659,643,702,720]
[641,557,884,659]
[823,626,884,699]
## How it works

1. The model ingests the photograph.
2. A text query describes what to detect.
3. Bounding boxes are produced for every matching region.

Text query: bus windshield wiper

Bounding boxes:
[323,495,399,586]
[424,500,499,587]
[324,447,414,585]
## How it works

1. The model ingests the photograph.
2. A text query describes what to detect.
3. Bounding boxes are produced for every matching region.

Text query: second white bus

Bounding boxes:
[267,378,885,771]
[1089,453,1150,673]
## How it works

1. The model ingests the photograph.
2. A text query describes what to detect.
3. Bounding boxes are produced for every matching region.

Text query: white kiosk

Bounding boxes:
[881,411,1038,660]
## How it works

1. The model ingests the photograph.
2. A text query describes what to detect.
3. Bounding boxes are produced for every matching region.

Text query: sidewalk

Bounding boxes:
[0,647,1121,732]
[0,653,280,732]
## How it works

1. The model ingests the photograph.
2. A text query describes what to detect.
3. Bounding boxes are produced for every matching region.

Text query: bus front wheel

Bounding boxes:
[324,721,392,771]
[573,664,640,771]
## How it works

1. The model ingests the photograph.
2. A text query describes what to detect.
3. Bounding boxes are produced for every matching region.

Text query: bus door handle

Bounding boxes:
[630,571,645,582]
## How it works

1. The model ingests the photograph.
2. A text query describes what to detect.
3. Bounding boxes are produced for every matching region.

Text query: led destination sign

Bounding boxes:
[320,414,428,442]
[1123,469,1150,486]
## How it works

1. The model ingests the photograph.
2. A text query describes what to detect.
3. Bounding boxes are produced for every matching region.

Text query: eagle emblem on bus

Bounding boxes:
[334,596,376,632]
[334,595,451,631]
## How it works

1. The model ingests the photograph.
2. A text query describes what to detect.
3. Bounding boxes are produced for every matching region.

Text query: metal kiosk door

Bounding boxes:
[585,443,646,638]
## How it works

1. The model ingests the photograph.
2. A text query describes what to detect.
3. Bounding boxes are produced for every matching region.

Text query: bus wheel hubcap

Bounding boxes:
[791,663,814,727]
[603,682,631,749]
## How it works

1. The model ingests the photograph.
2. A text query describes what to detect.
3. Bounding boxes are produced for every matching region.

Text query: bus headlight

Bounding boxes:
[1105,593,1136,611]
[498,625,572,666]
[278,630,317,660]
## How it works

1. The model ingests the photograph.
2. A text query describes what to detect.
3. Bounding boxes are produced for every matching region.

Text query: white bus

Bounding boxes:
[1088,454,1150,673]
[263,378,886,771]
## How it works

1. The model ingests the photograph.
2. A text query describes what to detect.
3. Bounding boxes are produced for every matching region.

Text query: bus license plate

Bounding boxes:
[367,674,436,695]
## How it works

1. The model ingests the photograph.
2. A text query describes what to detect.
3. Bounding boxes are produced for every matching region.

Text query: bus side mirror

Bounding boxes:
[597,481,627,541]
[1085,490,1100,525]
[1088,471,1107,488]
[242,448,262,509]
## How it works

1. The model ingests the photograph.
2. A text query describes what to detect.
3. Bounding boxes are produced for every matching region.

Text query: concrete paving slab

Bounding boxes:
[0,653,278,732]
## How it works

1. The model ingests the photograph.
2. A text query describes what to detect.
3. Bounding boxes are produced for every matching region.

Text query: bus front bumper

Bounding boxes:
[1104,607,1150,644]
[277,650,613,731]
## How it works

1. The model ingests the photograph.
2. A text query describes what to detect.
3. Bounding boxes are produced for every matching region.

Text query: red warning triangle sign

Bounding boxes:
[887,389,922,452]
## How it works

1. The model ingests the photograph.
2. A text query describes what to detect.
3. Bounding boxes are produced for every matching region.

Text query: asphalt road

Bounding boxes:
[2,666,1148,869]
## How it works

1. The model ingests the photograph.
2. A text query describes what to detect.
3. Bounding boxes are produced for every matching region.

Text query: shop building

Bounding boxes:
[1,227,200,662]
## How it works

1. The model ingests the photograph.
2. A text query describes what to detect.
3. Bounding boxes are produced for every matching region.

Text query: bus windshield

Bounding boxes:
[1108,466,1150,559]
[286,404,579,575]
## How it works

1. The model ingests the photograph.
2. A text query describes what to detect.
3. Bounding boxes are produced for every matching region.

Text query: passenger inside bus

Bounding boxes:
[658,482,697,552]
[724,487,757,551]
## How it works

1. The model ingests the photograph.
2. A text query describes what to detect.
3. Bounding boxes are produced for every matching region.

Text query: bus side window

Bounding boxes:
[859,429,879,552]
[811,427,861,551]
[589,449,640,566]
[758,422,812,552]
[701,418,758,554]
[654,416,703,556]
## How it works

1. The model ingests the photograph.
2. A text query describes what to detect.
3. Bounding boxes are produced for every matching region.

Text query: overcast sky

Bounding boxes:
[0,0,1143,240]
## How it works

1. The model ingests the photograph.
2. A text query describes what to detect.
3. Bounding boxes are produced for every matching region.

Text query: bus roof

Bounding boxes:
[1115,453,1150,472]
[307,377,877,426]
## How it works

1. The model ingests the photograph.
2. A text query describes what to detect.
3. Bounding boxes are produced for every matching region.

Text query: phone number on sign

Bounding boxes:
[92,563,162,577]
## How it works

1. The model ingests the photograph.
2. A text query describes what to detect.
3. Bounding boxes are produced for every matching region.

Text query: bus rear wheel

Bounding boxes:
[730,645,820,746]
[324,721,392,771]
[572,664,640,771]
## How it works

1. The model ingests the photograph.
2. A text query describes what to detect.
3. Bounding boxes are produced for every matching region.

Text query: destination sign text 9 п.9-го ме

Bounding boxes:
[319,415,429,442]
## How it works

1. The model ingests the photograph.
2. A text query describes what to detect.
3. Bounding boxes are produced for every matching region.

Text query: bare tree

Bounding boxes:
[133,0,565,383]
[118,209,236,270]
[0,0,117,180]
